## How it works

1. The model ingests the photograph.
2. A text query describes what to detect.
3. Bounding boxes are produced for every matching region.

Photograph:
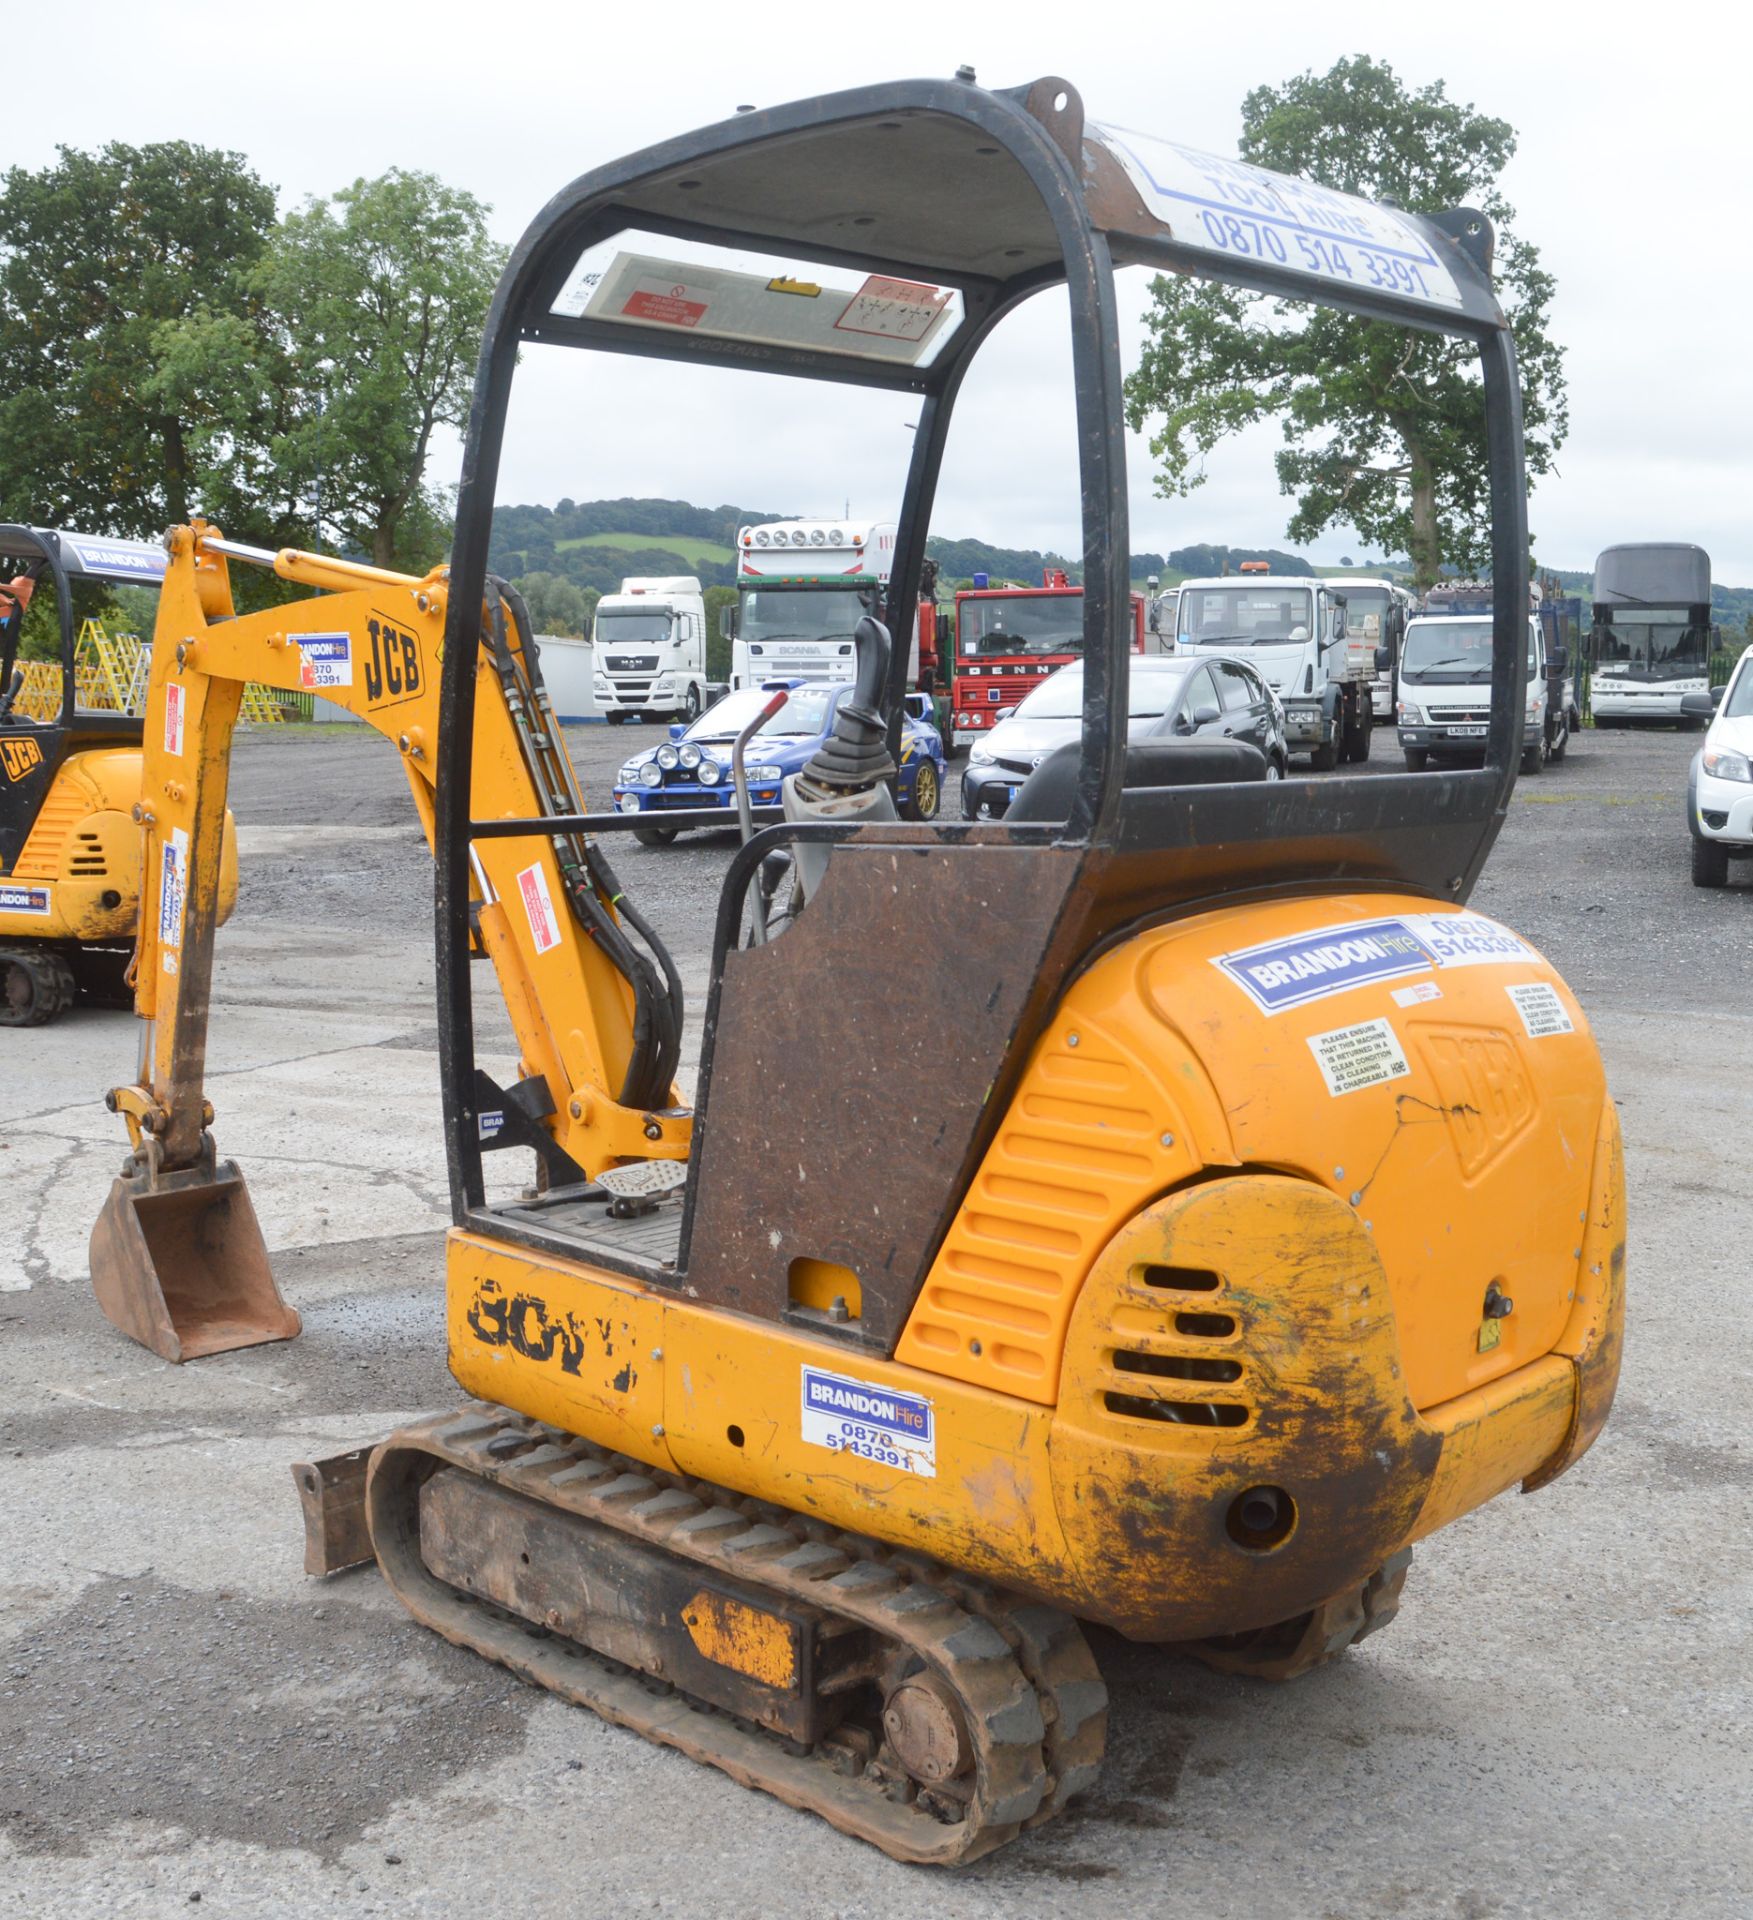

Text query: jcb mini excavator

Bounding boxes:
[90,78,1625,1863]
[0,526,236,1024]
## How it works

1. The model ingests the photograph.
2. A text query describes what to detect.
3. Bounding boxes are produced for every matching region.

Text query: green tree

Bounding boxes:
[248,170,506,569]
[0,141,277,537]
[515,571,596,638]
[1123,57,1567,588]
[704,584,738,681]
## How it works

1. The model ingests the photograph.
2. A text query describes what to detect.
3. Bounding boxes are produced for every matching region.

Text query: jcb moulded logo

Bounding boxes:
[465,1275,638,1391]
[363,616,422,707]
[1,737,43,780]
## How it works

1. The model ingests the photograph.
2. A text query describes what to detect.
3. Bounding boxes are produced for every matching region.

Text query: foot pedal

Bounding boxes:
[595,1158,689,1201]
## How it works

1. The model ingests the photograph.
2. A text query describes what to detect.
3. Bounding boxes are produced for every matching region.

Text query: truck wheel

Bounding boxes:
[633,826,679,848]
[1402,747,1429,771]
[682,685,702,723]
[1309,739,1338,773]
[606,712,627,726]
[1350,708,1373,763]
[1549,720,1568,763]
[900,758,941,822]
[1692,838,1731,888]
[0,947,77,1027]
[1520,740,1545,776]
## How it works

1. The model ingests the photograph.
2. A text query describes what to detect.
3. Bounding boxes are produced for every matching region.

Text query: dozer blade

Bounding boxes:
[89,1155,300,1363]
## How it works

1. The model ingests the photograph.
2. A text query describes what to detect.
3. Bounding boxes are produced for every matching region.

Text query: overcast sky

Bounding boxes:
[12,0,1751,580]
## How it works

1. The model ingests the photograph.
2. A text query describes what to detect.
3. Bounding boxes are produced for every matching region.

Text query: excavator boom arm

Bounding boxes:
[117,522,688,1202]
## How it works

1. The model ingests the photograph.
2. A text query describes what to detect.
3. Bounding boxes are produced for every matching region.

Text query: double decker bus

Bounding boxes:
[949,568,1147,747]
[1589,543,1714,727]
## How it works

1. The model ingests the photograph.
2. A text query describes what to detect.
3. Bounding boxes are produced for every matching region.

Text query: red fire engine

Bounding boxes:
[949,568,1146,746]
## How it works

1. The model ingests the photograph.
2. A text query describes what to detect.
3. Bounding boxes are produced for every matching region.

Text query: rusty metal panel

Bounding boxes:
[681,839,1084,1349]
[416,1467,859,1743]
[291,1447,374,1576]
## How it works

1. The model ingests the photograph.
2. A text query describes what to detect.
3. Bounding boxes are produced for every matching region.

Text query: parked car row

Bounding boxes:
[1684,645,1753,888]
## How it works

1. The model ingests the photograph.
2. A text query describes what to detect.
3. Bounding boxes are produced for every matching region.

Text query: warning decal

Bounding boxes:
[1308,1017,1411,1097]
[621,287,708,329]
[1506,981,1574,1038]
[516,862,561,955]
[164,681,185,756]
[834,275,952,343]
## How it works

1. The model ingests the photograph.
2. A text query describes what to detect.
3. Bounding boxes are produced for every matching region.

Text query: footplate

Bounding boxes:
[365,1406,1105,1865]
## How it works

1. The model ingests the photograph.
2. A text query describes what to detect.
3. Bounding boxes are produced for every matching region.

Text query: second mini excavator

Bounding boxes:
[91,76,1625,1864]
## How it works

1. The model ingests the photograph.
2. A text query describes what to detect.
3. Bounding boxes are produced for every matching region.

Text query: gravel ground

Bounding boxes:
[2,713,1747,1919]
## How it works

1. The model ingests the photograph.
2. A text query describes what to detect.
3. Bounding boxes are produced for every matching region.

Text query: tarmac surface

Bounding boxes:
[2,719,1749,1918]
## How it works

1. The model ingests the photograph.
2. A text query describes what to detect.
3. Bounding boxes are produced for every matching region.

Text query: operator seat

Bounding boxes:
[1008,737,1267,823]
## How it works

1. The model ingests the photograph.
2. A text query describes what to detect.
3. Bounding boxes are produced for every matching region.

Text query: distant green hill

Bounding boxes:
[556,530,735,570]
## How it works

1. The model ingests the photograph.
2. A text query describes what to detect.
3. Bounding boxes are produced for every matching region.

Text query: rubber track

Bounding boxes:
[366,1406,1081,1865]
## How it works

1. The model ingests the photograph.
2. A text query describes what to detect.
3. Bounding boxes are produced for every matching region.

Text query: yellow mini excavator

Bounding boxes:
[90,77,1624,1864]
[0,526,236,1024]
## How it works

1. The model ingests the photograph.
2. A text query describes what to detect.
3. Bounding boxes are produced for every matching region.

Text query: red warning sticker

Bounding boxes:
[517,862,562,954]
[622,286,708,329]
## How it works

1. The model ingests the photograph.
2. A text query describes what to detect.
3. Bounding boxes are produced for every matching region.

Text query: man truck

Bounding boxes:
[592,575,710,724]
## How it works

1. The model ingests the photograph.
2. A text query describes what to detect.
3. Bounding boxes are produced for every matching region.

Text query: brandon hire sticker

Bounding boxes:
[298,633,352,691]
[1308,1017,1411,1097]
[1215,910,1539,1014]
[516,863,561,955]
[1506,981,1574,1038]
[158,826,189,968]
[0,882,51,917]
[801,1367,936,1477]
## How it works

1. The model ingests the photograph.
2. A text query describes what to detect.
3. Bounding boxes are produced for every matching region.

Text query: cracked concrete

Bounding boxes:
[0,722,1748,1919]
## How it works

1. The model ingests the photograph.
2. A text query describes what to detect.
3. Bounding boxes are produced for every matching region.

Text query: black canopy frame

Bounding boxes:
[435,74,1529,1225]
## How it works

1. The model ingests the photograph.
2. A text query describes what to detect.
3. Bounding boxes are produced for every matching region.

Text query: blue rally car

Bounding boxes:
[611,680,947,845]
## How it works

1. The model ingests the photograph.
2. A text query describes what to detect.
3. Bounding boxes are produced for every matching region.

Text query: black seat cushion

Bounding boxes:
[1009,737,1267,822]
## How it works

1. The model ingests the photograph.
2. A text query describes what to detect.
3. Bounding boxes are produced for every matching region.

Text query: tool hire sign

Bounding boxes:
[801,1367,937,1477]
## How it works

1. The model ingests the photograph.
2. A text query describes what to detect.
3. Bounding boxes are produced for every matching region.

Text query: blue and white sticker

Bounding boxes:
[1215,911,1539,1015]
[158,826,188,971]
[63,536,166,581]
[478,1109,506,1141]
[298,633,352,691]
[0,882,51,917]
[801,1366,936,1478]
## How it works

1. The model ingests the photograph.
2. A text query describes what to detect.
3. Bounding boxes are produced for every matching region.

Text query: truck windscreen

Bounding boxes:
[959,595,1083,657]
[1180,586,1314,646]
[1593,617,1708,680]
[595,611,671,643]
[1403,620,1535,681]
[741,589,864,645]
[1343,588,1393,636]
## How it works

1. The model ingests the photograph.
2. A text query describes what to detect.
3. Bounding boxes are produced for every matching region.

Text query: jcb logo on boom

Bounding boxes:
[1,737,43,781]
[363,616,423,708]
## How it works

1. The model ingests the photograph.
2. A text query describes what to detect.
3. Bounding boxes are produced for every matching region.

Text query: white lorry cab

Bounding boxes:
[1338,577,1412,720]
[1175,570,1377,768]
[728,518,896,690]
[1397,611,1561,775]
[592,576,710,724]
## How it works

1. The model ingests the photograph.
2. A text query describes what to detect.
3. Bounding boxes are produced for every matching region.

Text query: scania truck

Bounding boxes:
[1176,569,1376,768]
[591,576,710,724]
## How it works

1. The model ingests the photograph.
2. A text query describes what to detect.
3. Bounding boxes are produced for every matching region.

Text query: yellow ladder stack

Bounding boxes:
[16,618,293,723]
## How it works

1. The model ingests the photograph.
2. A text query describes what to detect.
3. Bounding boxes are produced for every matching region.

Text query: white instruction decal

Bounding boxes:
[1506,981,1574,1038]
[1392,980,1442,1008]
[1308,1017,1411,1097]
[163,680,185,756]
[801,1366,936,1478]
[298,633,352,691]
[834,274,952,343]
[516,862,561,955]
[158,826,189,970]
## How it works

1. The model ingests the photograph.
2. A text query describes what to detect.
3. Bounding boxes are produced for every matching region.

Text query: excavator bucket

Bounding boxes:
[88,1155,299,1363]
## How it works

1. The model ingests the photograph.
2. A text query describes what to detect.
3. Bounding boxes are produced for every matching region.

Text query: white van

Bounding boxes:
[1397,613,1564,775]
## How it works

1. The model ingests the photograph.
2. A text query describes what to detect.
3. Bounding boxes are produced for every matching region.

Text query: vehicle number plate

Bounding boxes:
[1447,725,1487,738]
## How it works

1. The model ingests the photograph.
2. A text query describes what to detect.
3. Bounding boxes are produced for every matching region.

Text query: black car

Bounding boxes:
[961,655,1286,820]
